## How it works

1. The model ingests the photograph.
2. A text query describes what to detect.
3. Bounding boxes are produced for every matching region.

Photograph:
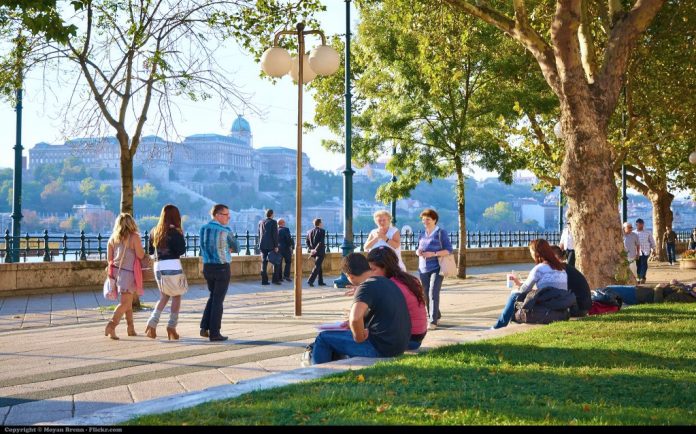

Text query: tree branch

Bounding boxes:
[578,0,598,84]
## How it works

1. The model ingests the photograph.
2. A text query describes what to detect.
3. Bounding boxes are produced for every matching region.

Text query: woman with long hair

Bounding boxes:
[105,213,146,339]
[145,204,187,340]
[492,238,568,329]
[367,246,428,350]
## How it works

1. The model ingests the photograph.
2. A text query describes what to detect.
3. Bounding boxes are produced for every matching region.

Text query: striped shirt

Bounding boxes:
[635,229,656,256]
[199,220,237,264]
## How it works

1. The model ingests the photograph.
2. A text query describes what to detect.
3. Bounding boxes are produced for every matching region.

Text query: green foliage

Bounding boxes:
[128,304,696,425]
[0,1,83,45]
[134,183,160,215]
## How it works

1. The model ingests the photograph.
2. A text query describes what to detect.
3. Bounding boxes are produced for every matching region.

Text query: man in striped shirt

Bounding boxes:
[635,218,656,284]
[199,204,238,341]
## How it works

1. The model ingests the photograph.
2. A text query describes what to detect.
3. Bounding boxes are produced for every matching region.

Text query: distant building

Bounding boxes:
[512,171,539,185]
[72,203,114,233]
[256,147,311,180]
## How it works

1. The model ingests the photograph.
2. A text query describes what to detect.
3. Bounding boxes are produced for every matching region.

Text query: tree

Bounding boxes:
[79,177,98,202]
[311,0,541,277]
[445,0,667,287]
[9,0,323,215]
[0,1,82,44]
[483,202,517,231]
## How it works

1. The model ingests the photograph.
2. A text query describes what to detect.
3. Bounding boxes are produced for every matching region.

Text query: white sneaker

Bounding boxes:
[300,344,313,367]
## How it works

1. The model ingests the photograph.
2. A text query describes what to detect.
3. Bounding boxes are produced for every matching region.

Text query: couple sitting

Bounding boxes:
[308,247,428,365]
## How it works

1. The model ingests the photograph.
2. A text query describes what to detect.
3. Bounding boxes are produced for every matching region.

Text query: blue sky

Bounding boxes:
[0,1,359,173]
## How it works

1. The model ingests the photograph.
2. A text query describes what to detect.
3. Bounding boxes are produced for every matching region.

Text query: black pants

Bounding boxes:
[308,254,325,285]
[261,249,282,283]
[280,249,293,279]
[565,249,576,268]
[201,263,230,336]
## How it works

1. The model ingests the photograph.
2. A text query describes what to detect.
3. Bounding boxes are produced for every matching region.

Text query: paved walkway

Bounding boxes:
[1,262,692,425]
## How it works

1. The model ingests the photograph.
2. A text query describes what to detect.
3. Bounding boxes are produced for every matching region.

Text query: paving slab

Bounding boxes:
[4,397,72,425]
[73,385,134,417]
[128,377,187,402]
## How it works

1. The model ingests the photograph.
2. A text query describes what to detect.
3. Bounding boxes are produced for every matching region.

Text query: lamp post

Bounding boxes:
[8,33,25,263]
[334,0,355,288]
[390,143,397,226]
[260,23,339,316]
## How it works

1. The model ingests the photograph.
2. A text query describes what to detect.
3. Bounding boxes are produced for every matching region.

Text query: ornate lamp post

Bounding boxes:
[334,0,355,288]
[260,23,339,316]
[390,144,397,225]
[8,33,25,263]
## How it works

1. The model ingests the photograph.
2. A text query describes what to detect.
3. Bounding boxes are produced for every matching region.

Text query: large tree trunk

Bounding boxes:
[454,161,467,278]
[559,104,625,289]
[648,189,674,262]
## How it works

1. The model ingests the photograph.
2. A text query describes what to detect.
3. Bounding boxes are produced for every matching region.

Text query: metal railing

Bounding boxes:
[2,229,691,263]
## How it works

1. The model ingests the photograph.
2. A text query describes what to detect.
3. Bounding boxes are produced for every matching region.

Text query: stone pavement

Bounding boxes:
[1,261,693,425]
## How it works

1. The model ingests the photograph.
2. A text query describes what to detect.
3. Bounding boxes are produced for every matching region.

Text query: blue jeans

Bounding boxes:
[666,243,676,264]
[636,254,650,279]
[493,292,521,329]
[419,270,444,325]
[310,330,380,365]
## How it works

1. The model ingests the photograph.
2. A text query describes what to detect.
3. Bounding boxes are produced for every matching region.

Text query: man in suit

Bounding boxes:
[258,209,281,285]
[278,218,294,282]
[306,218,326,287]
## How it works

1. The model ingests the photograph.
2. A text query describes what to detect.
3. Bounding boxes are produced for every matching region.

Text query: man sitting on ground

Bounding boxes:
[308,253,411,365]
[551,245,592,316]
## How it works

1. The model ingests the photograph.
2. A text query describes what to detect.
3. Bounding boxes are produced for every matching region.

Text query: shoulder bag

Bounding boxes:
[103,241,124,300]
[437,229,457,278]
[153,241,189,297]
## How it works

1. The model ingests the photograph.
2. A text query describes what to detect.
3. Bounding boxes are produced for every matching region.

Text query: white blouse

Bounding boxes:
[368,226,406,271]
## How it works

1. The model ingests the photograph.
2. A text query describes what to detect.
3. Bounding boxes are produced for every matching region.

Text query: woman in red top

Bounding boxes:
[367,246,428,350]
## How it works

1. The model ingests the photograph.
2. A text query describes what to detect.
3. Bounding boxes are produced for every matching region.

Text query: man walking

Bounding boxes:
[663,225,678,266]
[278,218,294,282]
[258,209,281,285]
[199,204,238,341]
[306,218,326,287]
[623,222,640,279]
[635,218,656,284]
[559,223,575,267]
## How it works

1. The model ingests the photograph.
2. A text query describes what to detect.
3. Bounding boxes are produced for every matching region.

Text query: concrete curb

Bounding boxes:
[44,357,382,426]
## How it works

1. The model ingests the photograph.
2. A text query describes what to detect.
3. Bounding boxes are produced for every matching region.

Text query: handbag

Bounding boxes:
[103,243,124,300]
[153,245,188,297]
[268,250,282,266]
[437,229,457,277]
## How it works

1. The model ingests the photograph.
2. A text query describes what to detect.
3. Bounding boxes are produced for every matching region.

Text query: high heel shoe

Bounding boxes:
[104,320,119,340]
[166,327,179,340]
[144,325,157,339]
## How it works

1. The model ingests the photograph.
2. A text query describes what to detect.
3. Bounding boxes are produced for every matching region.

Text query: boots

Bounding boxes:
[104,320,119,340]
[126,310,138,336]
[144,325,157,339]
[166,327,179,340]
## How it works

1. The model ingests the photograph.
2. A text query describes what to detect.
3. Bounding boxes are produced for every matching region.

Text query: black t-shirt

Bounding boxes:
[566,264,592,311]
[148,229,186,260]
[353,276,411,357]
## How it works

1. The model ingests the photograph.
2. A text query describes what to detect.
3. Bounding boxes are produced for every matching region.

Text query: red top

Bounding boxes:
[390,277,428,335]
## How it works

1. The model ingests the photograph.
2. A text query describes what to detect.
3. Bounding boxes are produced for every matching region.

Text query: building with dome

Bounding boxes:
[28,115,312,193]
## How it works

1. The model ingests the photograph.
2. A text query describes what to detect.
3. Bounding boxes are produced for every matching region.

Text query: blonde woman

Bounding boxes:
[364,210,405,271]
[145,204,187,340]
[104,213,146,340]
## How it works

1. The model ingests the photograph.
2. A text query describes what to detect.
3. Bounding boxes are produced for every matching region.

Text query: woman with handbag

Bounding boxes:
[145,204,187,340]
[105,213,146,340]
[415,208,453,330]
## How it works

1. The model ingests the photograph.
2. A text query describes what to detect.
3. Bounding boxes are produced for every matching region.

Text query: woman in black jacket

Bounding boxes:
[144,204,187,340]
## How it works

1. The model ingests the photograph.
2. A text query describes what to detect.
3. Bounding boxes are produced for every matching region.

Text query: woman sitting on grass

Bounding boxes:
[368,246,428,350]
[492,238,568,329]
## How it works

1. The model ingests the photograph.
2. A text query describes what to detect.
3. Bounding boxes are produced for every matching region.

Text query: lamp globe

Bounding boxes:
[308,45,340,76]
[289,54,317,83]
[260,47,292,78]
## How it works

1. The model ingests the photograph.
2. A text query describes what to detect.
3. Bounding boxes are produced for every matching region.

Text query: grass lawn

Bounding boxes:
[127,304,696,425]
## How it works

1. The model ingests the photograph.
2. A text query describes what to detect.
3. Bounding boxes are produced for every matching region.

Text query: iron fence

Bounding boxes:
[1,229,692,263]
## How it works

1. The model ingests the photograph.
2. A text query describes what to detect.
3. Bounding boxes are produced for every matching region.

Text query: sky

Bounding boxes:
[0,0,365,174]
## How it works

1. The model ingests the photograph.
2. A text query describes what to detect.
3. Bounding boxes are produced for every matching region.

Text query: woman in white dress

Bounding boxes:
[363,210,405,270]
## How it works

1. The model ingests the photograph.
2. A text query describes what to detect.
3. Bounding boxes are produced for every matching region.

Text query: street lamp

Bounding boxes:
[553,121,564,232]
[334,0,355,289]
[260,23,339,316]
[7,33,25,263]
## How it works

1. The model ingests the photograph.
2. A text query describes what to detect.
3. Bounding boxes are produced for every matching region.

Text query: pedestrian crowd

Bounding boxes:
[102,206,685,367]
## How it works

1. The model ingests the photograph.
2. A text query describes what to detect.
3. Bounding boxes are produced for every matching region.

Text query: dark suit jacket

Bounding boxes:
[306,227,326,256]
[278,226,294,253]
[258,218,279,250]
